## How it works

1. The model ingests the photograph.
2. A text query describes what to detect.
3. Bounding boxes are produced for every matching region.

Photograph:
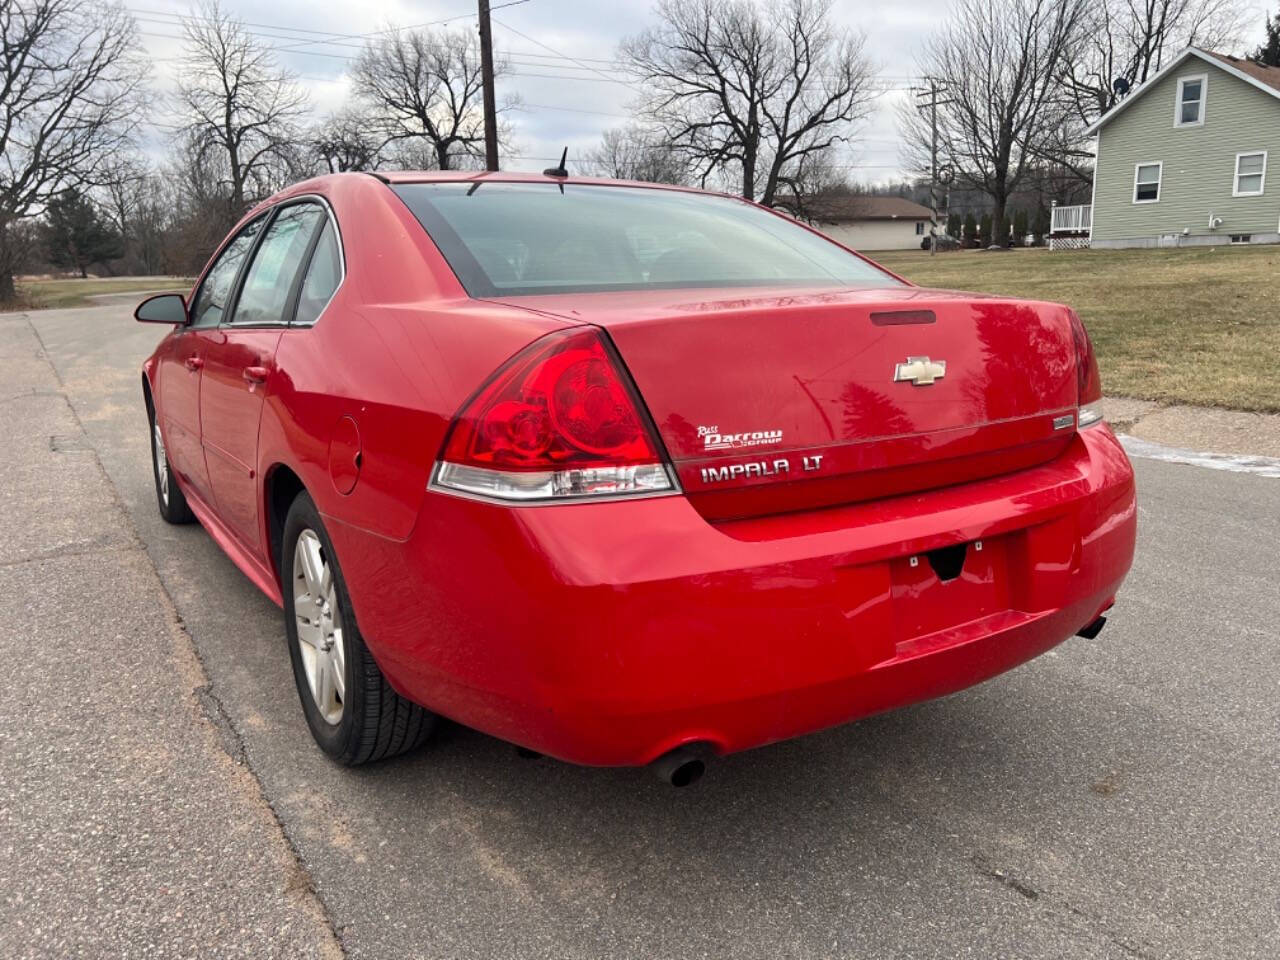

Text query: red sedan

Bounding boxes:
[136,172,1135,785]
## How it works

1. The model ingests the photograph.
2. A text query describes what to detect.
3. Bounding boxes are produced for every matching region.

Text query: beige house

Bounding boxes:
[793,196,934,251]
[1079,47,1280,248]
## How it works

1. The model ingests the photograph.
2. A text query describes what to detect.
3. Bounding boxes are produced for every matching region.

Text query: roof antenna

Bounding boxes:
[543,146,569,178]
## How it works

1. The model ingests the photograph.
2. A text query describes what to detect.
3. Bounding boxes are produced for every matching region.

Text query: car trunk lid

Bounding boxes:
[486,285,1081,521]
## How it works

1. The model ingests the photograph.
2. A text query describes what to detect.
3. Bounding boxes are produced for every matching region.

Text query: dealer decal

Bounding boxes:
[698,424,784,451]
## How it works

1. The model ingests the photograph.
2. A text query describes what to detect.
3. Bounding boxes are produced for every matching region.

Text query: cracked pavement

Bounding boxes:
[2,299,1278,959]
[0,314,341,959]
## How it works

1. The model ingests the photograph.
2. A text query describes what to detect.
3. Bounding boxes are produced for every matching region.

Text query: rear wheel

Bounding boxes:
[282,492,435,765]
[149,405,195,524]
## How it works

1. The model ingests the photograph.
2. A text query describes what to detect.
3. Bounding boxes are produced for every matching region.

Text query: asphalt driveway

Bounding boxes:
[3,301,1278,959]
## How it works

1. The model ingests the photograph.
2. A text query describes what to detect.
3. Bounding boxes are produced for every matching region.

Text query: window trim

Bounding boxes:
[1174,74,1207,128]
[288,195,346,328]
[220,194,347,330]
[1232,150,1267,198]
[290,217,343,327]
[1133,161,1163,204]
[187,213,270,328]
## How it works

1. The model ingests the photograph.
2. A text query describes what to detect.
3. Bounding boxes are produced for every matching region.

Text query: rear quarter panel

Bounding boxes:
[256,174,572,545]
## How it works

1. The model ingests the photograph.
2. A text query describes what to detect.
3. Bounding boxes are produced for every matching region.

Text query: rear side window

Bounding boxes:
[294,219,342,325]
[189,216,266,327]
[391,182,901,297]
[230,203,327,326]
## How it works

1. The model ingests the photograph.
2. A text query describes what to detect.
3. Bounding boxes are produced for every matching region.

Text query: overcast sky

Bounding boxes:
[131,0,1264,184]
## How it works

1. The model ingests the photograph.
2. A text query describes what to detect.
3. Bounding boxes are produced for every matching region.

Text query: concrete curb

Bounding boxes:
[1104,397,1280,460]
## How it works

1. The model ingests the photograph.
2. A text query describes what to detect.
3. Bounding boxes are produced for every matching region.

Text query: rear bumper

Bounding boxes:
[329,426,1136,766]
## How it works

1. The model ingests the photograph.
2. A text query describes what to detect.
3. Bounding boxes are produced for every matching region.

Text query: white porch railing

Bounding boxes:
[1050,203,1092,234]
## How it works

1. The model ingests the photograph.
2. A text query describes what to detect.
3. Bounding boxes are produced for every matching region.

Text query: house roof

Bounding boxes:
[789,195,933,222]
[1204,51,1280,92]
[1084,47,1280,135]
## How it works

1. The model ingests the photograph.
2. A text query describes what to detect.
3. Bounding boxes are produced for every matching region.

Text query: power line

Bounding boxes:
[491,15,644,92]
[128,1,534,54]
[131,7,915,177]
[272,0,532,52]
[129,5,926,88]
[130,5,923,80]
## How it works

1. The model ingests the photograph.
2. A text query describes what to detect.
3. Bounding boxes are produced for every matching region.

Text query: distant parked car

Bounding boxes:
[920,233,962,251]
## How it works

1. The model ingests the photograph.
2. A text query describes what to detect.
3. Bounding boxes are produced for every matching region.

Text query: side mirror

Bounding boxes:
[135,293,188,325]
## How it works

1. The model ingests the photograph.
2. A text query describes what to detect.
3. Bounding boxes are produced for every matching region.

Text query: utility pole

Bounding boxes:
[915,79,949,257]
[478,0,499,171]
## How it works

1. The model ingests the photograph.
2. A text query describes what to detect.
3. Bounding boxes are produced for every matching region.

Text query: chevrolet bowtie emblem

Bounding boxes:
[893,356,947,386]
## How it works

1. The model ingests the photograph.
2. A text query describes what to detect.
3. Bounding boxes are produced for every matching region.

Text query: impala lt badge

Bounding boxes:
[893,356,947,386]
[699,454,823,484]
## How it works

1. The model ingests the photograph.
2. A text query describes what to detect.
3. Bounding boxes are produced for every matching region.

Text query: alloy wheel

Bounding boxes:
[292,529,346,725]
[153,420,169,506]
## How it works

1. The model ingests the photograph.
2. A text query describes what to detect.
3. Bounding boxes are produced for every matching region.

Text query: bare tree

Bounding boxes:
[94,159,180,275]
[175,0,309,217]
[1049,0,1248,179]
[771,150,855,220]
[582,126,690,184]
[1067,0,1246,119]
[96,156,148,238]
[164,129,241,272]
[311,110,384,173]
[620,0,875,207]
[900,0,1087,245]
[353,27,514,171]
[0,0,145,300]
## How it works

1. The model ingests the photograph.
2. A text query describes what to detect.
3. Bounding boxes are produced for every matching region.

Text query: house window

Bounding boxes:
[1233,151,1267,196]
[1229,234,1253,244]
[1133,162,1162,203]
[1175,75,1206,126]
[915,221,925,235]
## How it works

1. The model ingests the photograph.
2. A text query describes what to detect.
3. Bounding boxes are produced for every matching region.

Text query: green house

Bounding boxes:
[1080,47,1280,248]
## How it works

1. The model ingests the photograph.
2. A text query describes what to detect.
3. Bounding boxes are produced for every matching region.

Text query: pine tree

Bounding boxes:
[1032,207,1051,246]
[979,212,993,244]
[947,212,961,238]
[45,189,124,278]
[963,212,978,244]
[1254,10,1280,66]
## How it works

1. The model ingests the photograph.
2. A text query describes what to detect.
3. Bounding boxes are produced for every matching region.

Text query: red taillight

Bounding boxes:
[435,328,675,501]
[1069,310,1104,427]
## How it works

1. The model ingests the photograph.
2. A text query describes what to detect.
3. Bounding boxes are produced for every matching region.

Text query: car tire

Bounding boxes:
[149,405,196,524]
[282,491,435,765]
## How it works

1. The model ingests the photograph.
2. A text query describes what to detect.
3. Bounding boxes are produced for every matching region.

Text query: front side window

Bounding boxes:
[1176,75,1206,126]
[391,182,902,297]
[1134,162,1162,203]
[1234,152,1266,196]
[230,203,327,326]
[189,217,266,328]
[915,221,925,235]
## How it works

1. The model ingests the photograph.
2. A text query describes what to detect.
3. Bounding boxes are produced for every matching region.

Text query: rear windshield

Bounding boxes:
[391,181,901,297]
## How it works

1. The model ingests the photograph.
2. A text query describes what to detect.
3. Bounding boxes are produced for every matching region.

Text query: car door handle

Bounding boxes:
[184,356,204,371]
[242,366,269,385]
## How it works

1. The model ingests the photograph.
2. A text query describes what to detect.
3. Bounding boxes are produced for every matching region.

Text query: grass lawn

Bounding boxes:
[10,276,192,311]
[872,246,1280,412]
